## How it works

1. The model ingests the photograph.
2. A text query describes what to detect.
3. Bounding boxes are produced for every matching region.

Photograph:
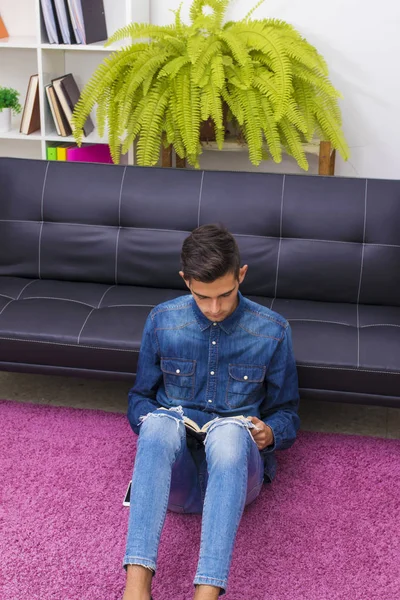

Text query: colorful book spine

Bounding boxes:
[46,145,59,160]
[66,144,113,164]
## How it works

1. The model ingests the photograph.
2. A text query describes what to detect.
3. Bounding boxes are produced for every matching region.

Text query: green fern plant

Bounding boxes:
[71,0,350,170]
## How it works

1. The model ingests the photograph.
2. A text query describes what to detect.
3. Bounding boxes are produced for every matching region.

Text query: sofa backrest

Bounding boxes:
[0,157,399,306]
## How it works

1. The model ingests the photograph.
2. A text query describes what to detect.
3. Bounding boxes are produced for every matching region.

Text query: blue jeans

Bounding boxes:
[122,408,265,595]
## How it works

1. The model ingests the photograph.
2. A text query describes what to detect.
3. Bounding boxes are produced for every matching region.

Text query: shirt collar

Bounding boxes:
[191,290,245,334]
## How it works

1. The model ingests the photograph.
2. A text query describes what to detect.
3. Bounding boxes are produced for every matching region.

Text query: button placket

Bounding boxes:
[205,324,219,407]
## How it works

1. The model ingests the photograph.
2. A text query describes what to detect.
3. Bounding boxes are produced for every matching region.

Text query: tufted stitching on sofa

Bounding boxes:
[0,335,140,352]
[38,162,50,279]
[288,318,354,327]
[274,175,285,300]
[97,285,115,308]
[197,171,205,227]
[1,216,400,249]
[356,180,368,367]
[75,285,115,344]
[23,296,96,307]
[0,300,14,315]
[115,166,127,284]
[298,363,400,375]
[17,280,36,299]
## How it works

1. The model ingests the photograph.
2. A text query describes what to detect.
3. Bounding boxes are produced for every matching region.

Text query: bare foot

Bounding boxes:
[193,584,221,600]
[122,564,153,600]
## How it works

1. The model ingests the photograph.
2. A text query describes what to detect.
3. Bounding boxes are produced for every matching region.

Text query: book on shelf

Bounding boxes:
[46,142,113,164]
[52,73,94,137]
[40,0,107,45]
[67,144,112,163]
[54,0,75,44]
[20,75,41,135]
[40,0,62,44]
[183,415,249,442]
[57,143,75,160]
[45,84,72,137]
[67,0,108,44]
[47,142,74,160]
[0,14,9,39]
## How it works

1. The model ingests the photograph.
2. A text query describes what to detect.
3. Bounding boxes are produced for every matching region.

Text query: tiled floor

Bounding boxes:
[1,370,399,440]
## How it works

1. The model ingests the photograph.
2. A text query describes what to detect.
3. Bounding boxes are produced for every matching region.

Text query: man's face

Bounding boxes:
[179,266,248,322]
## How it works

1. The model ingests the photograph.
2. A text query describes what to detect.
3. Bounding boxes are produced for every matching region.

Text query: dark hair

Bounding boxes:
[181,224,241,283]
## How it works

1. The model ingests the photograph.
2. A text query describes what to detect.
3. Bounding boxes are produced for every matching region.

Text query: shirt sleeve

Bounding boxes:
[259,323,301,452]
[127,311,163,435]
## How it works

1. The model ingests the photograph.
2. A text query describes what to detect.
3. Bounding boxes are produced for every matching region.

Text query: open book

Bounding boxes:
[183,415,249,442]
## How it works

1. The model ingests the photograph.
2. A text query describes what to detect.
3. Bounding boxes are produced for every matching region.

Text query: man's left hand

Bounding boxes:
[248,417,274,450]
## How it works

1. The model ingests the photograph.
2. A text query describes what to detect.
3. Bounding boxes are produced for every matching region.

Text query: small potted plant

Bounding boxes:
[0,86,22,133]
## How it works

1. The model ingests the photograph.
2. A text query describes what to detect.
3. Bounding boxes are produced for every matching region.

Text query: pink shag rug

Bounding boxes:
[0,399,399,600]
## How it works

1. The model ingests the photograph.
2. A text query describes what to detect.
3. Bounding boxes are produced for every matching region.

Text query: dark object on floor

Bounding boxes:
[0,157,399,407]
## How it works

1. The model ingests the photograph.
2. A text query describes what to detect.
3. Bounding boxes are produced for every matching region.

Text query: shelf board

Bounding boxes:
[45,130,108,144]
[201,136,321,156]
[0,36,38,49]
[0,128,42,141]
[41,40,125,52]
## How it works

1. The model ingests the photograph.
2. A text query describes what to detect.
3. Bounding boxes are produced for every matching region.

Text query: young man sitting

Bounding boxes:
[122,224,301,600]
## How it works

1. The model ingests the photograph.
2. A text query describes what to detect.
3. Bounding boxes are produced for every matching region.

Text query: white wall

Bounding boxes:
[151,0,400,179]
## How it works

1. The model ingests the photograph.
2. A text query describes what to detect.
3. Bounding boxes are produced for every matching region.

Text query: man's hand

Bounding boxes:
[247,417,274,450]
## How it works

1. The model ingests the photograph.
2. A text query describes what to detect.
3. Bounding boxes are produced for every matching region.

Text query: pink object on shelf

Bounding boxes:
[66,144,113,163]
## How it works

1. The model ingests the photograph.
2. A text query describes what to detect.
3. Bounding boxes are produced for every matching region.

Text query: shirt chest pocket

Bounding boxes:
[161,358,196,401]
[226,364,266,409]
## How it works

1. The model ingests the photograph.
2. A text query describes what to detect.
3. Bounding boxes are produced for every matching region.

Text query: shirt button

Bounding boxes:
[244,375,248,380]
[176,369,180,374]
[213,322,217,326]
[210,371,215,375]
[208,399,213,403]
[212,341,216,345]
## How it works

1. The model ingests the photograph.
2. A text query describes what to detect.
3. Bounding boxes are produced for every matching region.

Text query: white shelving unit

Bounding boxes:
[0,0,150,162]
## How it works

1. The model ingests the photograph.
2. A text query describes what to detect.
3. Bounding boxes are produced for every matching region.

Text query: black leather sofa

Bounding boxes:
[0,157,399,407]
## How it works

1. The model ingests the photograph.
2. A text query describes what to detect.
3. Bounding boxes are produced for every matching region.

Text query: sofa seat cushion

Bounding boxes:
[1,278,399,398]
[0,277,187,376]
[249,296,400,399]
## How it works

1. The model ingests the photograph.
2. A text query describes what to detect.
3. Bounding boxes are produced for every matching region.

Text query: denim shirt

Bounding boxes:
[127,291,301,483]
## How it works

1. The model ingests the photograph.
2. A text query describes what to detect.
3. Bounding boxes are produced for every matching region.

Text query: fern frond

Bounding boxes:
[158,56,191,80]
[286,99,308,134]
[95,90,109,139]
[312,95,350,160]
[260,95,282,162]
[121,92,146,154]
[292,62,341,100]
[190,0,230,30]
[279,116,309,170]
[239,88,263,165]
[292,80,315,142]
[171,3,184,36]
[137,81,171,166]
[282,37,329,76]
[192,38,222,85]
[204,80,223,130]
[174,66,201,156]
[161,35,186,55]
[252,68,279,104]
[105,23,175,46]
[118,48,171,132]
[219,31,251,68]
[71,46,148,145]
[210,54,225,90]
[235,23,292,119]
[222,84,244,125]
[244,0,266,21]
[187,35,207,64]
